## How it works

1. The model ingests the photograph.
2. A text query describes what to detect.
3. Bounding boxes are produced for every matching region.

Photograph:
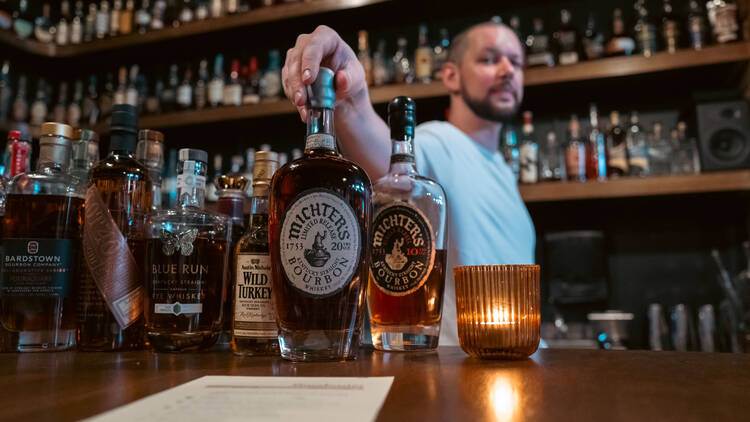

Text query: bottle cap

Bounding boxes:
[253,150,279,196]
[179,148,208,164]
[41,122,74,139]
[215,174,250,193]
[39,123,73,166]
[387,96,416,139]
[307,67,335,109]
[7,130,20,141]
[138,129,164,143]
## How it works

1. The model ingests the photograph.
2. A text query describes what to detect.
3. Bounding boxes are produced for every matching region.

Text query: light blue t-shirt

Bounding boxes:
[414,121,536,346]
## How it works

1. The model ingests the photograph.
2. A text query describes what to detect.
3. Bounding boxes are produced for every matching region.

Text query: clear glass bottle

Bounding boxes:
[368,97,447,351]
[414,24,433,84]
[526,18,555,68]
[540,131,564,181]
[432,28,450,80]
[553,9,581,65]
[357,30,373,86]
[67,80,83,128]
[1,122,82,352]
[151,0,165,30]
[634,0,658,57]
[135,0,151,33]
[606,110,629,177]
[269,67,372,361]
[53,82,69,124]
[194,58,209,110]
[56,1,71,46]
[34,3,55,44]
[70,0,84,44]
[688,0,708,50]
[145,148,231,352]
[583,12,604,60]
[519,111,539,184]
[208,54,225,108]
[585,103,607,181]
[30,79,49,127]
[661,0,681,53]
[626,111,650,177]
[605,8,635,56]
[136,129,165,211]
[393,37,414,84]
[232,151,279,356]
[177,65,193,110]
[70,128,98,191]
[706,0,739,44]
[565,114,586,182]
[223,59,242,107]
[82,75,100,126]
[648,122,673,176]
[96,0,110,39]
[503,126,520,181]
[673,121,701,174]
[12,75,29,123]
[259,50,282,101]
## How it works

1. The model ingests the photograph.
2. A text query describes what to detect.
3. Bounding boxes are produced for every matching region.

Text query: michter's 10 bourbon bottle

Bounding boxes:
[0,123,83,351]
[270,67,372,361]
[368,97,447,351]
[233,151,279,356]
[145,148,231,352]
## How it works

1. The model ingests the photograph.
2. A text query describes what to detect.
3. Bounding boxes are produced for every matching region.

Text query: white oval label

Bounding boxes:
[279,189,361,297]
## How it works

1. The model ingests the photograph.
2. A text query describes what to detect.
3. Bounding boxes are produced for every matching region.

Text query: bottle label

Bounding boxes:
[279,189,362,298]
[519,143,539,183]
[234,253,276,338]
[177,161,206,193]
[415,48,432,79]
[0,239,75,297]
[177,85,192,106]
[305,133,335,150]
[10,141,30,177]
[370,203,435,296]
[83,185,144,329]
[609,142,628,172]
[208,80,224,105]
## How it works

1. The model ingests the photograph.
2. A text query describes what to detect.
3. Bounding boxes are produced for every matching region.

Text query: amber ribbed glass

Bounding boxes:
[454,265,540,359]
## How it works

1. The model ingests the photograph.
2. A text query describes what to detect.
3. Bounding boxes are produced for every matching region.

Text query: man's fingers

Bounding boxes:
[299,26,340,85]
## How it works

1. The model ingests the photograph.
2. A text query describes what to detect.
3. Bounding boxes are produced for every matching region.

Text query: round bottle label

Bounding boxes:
[279,189,361,298]
[370,203,435,296]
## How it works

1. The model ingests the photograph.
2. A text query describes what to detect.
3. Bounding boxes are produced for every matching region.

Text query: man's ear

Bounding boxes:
[441,62,460,94]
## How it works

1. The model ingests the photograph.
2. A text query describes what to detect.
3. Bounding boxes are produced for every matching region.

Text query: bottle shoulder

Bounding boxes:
[91,153,151,181]
[273,154,373,191]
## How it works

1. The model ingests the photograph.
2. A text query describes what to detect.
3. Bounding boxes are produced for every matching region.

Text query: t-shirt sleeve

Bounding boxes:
[414,124,453,182]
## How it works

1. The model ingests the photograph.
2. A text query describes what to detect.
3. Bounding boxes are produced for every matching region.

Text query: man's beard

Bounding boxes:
[460,82,519,122]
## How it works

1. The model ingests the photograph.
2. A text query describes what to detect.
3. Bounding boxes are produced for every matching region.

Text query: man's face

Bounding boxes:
[457,25,524,122]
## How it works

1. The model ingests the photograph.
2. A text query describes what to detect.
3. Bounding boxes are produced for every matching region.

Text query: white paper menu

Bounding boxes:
[85,376,394,422]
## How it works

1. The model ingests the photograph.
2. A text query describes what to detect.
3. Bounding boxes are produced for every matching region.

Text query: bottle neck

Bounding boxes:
[109,132,136,156]
[388,132,417,175]
[248,194,269,229]
[305,106,337,154]
[217,189,245,225]
[177,160,206,209]
[37,144,70,174]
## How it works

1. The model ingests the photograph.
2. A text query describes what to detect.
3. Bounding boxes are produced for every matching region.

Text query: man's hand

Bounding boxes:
[282,25,369,122]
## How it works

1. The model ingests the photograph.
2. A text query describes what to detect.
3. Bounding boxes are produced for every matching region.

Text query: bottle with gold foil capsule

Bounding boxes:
[232,151,279,356]
[214,172,249,348]
[270,67,372,361]
[368,97,447,351]
[1,122,83,351]
[80,104,152,351]
[145,148,231,352]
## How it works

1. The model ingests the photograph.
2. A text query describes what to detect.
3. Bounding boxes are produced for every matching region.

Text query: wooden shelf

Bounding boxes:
[519,170,750,202]
[0,0,390,58]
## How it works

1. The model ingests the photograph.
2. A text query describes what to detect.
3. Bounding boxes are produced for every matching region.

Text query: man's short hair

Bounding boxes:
[446,21,509,64]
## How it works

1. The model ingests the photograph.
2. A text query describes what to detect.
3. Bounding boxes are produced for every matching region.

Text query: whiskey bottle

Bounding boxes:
[706,0,739,44]
[605,8,635,56]
[80,104,152,351]
[233,151,280,356]
[393,37,414,84]
[12,76,28,123]
[136,129,165,211]
[585,103,607,181]
[503,127,520,181]
[540,131,564,181]
[70,1,84,44]
[13,0,33,40]
[634,1,658,57]
[120,0,134,35]
[606,111,629,177]
[110,0,121,37]
[114,66,128,105]
[647,122,672,176]
[259,50,282,101]
[0,130,31,217]
[208,54,225,107]
[414,24,433,84]
[70,128,98,187]
[161,64,179,113]
[67,80,83,128]
[519,111,539,184]
[242,147,255,194]
[84,2,97,42]
[626,111,649,177]
[565,114,585,182]
[368,97,446,351]
[82,75,100,126]
[194,58,209,110]
[223,59,242,107]
[126,65,140,106]
[582,12,604,60]
[525,18,555,68]
[432,28,450,80]
[179,0,194,23]
[1,122,82,352]
[210,0,223,18]
[242,57,261,105]
[357,30,374,86]
[30,79,49,127]
[688,0,708,50]
[99,72,116,119]
[269,67,372,361]
[673,121,701,174]
[34,3,55,44]
[660,0,681,53]
[145,148,231,352]
[373,39,390,86]
[135,0,151,33]
[151,0,165,30]
[96,1,110,39]
[177,65,193,110]
[195,0,209,20]
[553,9,582,65]
[56,1,71,46]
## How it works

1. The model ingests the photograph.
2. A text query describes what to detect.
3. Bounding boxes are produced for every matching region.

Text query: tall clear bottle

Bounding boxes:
[145,148,231,351]
[136,129,165,211]
[519,111,539,184]
[626,111,650,177]
[269,67,372,361]
[233,151,280,356]
[80,104,152,351]
[368,97,447,351]
[1,122,82,351]
[585,103,607,181]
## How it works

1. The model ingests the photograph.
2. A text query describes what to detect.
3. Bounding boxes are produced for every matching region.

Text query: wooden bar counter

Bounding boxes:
[1,347,748,421]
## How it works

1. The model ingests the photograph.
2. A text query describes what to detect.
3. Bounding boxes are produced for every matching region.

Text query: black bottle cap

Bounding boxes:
[306,67,335,109]
[179,148,208,164]
[388,96,416,140]
[109,104,138,153]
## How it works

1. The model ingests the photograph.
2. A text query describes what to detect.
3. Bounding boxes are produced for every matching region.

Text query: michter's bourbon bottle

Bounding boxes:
[233,151,279,356]
[270,67,372,361]
[80,104,152,351]
[145,149,231,352]
[368,97,447,351]
[1,123,83,351]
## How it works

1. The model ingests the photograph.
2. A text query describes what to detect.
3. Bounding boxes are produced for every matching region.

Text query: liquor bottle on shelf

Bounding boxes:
[180,0,194,23]
[161,64,179,112]
[660,0,681,53]
[525,18,555,68]
[12,75,28,123]
[136,71,148,112]
[114,66,128,105]
[80,104,152,351]
[278,152,288,167]
[688,0,708,50]
[647,122,672,176]
[540,131,564,181]
[34,3,55,44]
[120,0,134,35]
[146,77,163,115]
[135,0,151,33]
[0,123,82,352]
[96,1,110,39]
[503,127,520,181]
[206,154,222,202]
[260,50,282,101]
[242,57,261,105]
[210,0,223,18]
[0,61,10,122]
[368,97,447,351]
[67,80,83,128]
[634,0,658,57]
[110,0,121,36]
[56,1,71,46]
[605,8,635,56]
[585,103,607,181]
[583,12,604,60]
[358,30,374,86]
[223,59,242,107]
[706,0,739,44]
[269,67,372,361]
[70,0,84,44]
[99,72,116,119]
[195,0,209,20]
[84,2,97,42]
[565,114,585,182]
[432,28,450,80]
[373,40,390,87]
[626,111,649,177]
[226,0,239,14]
[82,75,99,126]
[673,121,701,174]
[136,129,165,211]
[53,82,69,124]
[393,37,414,84]
[151,0,165,30]
[209,54,225,108]
[30,79,49,127]
[509,15,522,41]
[177,65,193,110]
[195,58,209,110]
[553,9,582,65]
[145,148,231,352]
[232,151,279,356]
[415,24,433,84]
[13,0,33,40]
[606,110,629,177]
[519,111,539,184]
